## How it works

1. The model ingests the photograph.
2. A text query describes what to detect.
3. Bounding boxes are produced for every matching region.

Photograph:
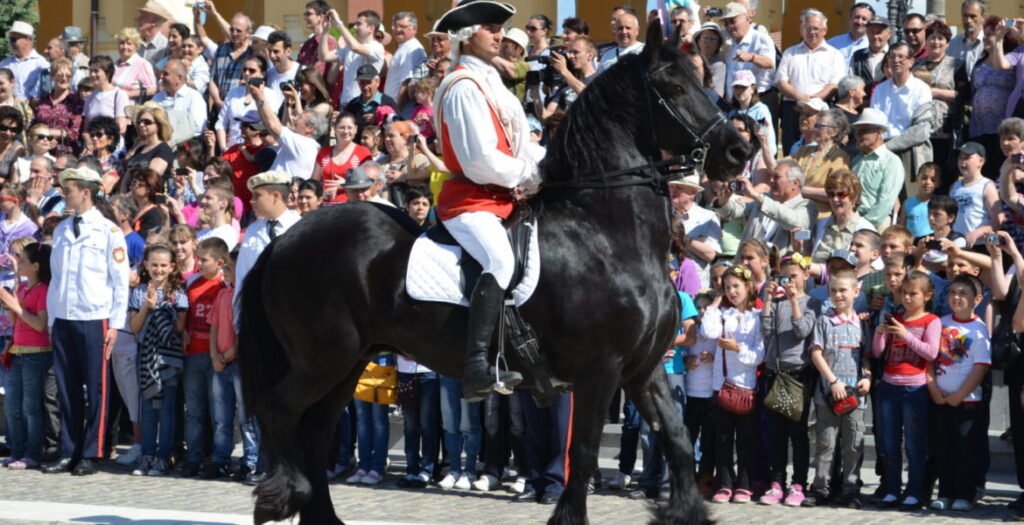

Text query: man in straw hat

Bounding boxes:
[431,0,543,400]
[136,0,174,63]
[851,107,904,229]
[42,167,130,476]
[0,21,49,101]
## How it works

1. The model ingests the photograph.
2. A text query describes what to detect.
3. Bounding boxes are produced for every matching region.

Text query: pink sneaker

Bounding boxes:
[758,482,784,505]
[732,488,753,504]
[711,488,732,504]
[784,483,806,507]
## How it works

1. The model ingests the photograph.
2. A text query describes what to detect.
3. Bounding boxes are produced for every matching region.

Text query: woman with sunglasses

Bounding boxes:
[30,58,83,157]
[0,106,26,184]
[214,56,282,152]
[83,117,124,195]
[795,108,851,220]
[11,124,56,183]
[127,168,168,238]
[0,69,33,141]
[122,104,175,193]
[810,169,876,263]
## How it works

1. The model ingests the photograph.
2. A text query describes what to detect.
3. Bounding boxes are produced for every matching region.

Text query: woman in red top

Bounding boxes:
[218,119,273,218]
[312,112,370,203]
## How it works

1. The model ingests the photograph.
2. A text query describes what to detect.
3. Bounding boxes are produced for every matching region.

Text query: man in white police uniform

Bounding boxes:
[43,167,130,476]
[433,0,542,400]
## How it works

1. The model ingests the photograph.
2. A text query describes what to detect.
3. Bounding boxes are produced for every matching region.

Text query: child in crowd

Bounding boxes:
[950,142,1000,244]
[180,238,230,477]
[808,269,870,508]
[0,243,51,469]
[849,229,882,311]
[206,249,250,480]
[928,275,991,512]
[172,138,205,206]
[759,255,818,507]
[409,77,437,144]
[726,70,776,158]
[925,195,966,247]
[872,270,940,509]
[196,180,239,251]
[168,224,199,278]
[899,162,939,239]
[128,244,188,477]
[361,125,386,163]
[348,354,395,486]
[702,264,764,504]
[735,239,771,294]
[685,292,717,494]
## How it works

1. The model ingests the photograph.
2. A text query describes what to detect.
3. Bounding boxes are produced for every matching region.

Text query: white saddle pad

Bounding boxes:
[406,222,540,307]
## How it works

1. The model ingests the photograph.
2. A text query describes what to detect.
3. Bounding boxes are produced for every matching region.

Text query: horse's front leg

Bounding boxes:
[547,360,620,525]
[626,367,710,525]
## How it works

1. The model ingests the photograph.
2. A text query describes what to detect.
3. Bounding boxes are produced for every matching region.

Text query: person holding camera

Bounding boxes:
[711,160,818,255]
[251,76,325,181]
[214,56,282,152]
[532,36,598,122]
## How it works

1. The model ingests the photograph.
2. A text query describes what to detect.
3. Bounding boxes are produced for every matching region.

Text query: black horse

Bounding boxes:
[238,22,750,525]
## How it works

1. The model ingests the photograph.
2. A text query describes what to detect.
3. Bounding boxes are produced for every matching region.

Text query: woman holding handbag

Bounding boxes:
[700,264,765,505]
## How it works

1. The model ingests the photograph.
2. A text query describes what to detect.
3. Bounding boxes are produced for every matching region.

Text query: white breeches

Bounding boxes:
[442,211,515,289]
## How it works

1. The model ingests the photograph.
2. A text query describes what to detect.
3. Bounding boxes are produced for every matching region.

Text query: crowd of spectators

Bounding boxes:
[1,0,1024,517]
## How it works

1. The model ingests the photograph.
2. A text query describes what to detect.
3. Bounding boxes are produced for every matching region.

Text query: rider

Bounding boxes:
[433,0,543,400]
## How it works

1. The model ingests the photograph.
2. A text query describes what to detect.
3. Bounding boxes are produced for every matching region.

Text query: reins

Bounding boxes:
[543,58,727,193]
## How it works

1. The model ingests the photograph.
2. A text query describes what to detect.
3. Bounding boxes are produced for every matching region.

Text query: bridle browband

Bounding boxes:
[544,58,727,192]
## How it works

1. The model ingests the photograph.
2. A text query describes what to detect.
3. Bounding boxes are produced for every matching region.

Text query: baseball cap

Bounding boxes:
[956,141,986,158]
[356,64,379,81]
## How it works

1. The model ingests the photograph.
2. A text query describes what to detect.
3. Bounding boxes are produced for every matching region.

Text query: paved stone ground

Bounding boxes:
[0,448,1016,525]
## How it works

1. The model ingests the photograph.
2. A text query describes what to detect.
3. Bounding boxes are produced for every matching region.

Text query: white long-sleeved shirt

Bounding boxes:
[151,85,208,135]
[699,306,765,390]
[686,331,718,398]
[47,207,131,329]
[439,55,541,189]
[233,210,301,326]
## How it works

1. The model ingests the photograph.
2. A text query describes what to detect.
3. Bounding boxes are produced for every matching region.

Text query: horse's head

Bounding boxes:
[639,21,751,181]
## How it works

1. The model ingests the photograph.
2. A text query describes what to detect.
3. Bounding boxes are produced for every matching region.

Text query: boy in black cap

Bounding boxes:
[949,141,999,245]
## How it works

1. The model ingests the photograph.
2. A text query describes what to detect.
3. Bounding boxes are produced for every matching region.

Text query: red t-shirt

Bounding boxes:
[223,143,267,216]
[185,275,227,356]
[13,282,49,348]
[885,312,940,378]
[316,144,371,203]
[210,287,236,360]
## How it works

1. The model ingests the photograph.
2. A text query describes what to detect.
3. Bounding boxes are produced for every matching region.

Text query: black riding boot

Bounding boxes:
[463,274,522,402]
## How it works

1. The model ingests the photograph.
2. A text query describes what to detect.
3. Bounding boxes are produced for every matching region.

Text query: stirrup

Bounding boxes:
[493,352,515,396]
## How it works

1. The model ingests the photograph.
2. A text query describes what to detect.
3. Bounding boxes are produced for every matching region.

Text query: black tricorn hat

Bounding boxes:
[434,0,516,34]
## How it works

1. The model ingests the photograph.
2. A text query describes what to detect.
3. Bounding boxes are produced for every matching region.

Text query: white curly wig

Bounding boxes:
[447,24,481,69]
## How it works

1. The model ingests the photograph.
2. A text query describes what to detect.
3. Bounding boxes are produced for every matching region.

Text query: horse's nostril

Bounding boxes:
[726,141,753,165]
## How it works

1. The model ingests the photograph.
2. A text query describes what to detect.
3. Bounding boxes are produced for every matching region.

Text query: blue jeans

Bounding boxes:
[211,362,259,468]
[141,383,178,461]
[618,395,641,475]
[638,374,686,489]
[439,376,482,475]
[335,401,356,469]
[877,381,929,499]
[183,354,212,466]
[5,352,53,460]
[399,371,441,476]
[354,398,390,473]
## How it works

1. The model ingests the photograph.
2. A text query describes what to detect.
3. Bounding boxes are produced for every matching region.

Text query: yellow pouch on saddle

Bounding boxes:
[353,362,398,405]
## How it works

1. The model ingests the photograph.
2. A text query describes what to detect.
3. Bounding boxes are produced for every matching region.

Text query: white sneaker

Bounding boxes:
[345,469,367,484]
[951,499,973,511]
[116,444,142,466]
[511,476,527,494]
[609,472,632,490]
[930,498,950,510]
[455,473,475,490]
[439,472,458,489]
[473,474,499,491]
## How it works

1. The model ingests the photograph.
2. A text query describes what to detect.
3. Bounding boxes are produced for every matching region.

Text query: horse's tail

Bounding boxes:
[237,243,311,523]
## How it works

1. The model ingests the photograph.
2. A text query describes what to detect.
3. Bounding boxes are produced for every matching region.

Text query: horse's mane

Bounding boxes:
[539,53,651,183]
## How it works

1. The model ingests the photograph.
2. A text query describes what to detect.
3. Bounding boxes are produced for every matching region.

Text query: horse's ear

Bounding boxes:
[644,18,664,62]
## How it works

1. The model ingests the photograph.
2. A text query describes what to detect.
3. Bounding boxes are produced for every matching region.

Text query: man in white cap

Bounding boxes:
[43,167,130,476]
[320,9,386,109]
[720,3,776,114]
[0,21,49,101]
[384,12,427,102]
[775,8,845,155]
[494,28,529,102]
[136,0,173,63]
[669,175,722,289]
[851,108,905,229]
[432,0,542,399]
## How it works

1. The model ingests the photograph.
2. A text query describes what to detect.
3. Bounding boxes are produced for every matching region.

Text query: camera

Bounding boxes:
[1005,19,1017,28]
[174,167,190,176]
[525,70,542,88]
[884,312,895,326]
[279,80,295,91]
[986,233,1005,246]
[1011,153,1024,164]
[706,7,724,17]
[247,77,265,87]
[153,194,167,205]
[728,180,742,192]
[925,239,942,250]
[525,46,569,88]
[776,276,792,286]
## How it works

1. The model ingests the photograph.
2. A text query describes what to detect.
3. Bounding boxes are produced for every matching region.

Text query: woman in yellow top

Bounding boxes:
[795,108,851,220]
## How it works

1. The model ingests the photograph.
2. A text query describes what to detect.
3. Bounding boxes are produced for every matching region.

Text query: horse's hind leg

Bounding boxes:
[253,368,348,524]
[548,362,620,525]
[296,370,364,525]
[626,367,710,525]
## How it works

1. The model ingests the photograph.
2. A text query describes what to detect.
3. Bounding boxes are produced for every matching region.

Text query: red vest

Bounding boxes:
[435,68,516,221]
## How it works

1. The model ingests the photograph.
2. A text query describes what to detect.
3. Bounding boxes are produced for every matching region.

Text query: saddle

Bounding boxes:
[402,203,571,406]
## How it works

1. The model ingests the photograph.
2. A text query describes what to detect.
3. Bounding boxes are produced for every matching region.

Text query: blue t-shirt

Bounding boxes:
[664,291,699,375]
[904,196,933,238]
[124,231,146,268]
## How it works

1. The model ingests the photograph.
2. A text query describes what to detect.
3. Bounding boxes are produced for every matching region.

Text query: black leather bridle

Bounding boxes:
[544,58,728,192]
